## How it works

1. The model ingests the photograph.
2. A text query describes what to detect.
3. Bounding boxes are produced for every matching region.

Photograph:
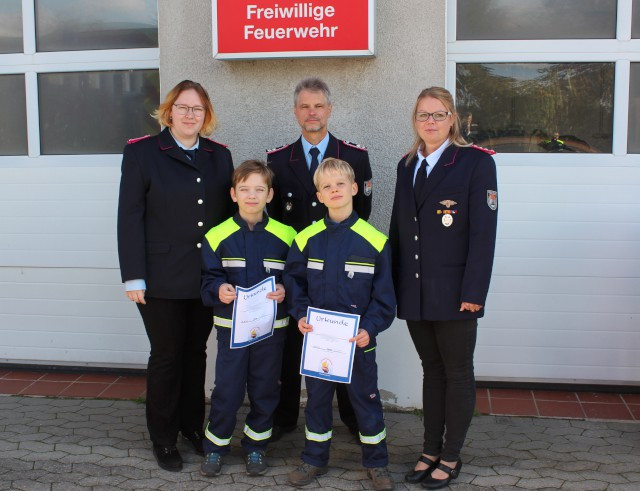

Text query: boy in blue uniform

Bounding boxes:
[284,158,396,490]
[200,160,296,477]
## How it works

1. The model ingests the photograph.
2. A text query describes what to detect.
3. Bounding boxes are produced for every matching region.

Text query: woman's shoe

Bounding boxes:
[421,460,462,489]
[404,455,439,483]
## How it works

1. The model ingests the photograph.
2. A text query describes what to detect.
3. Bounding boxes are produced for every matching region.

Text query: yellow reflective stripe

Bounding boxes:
[350,218,387,253]
[359,428,386,445]
[205,422,232,446]
[214,316,288,328]
[307,260,324,270]
[214,316,232,327]
[265,218,297,246]
[294,220,327,251]
[244,424,272,441]
[364,346,376,353]
[305,426,332,442]
[344,264,375,274]
[345,261,375,267]
[204,217,241,252]
[263,260,285,270]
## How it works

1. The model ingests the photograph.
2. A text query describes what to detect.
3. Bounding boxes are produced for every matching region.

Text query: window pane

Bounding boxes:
[39,70,160,155]
[629,64,640,153]
[0,0,23,54]
[0,75,28,156]
[35,0,158,52]
[633,0,640,38]
[456,63,614,153]
[457,0,616,40]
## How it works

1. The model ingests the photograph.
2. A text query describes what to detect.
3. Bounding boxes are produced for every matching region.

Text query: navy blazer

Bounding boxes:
[117,127,234,299]
[266,133,372,231]
[389,144,498,321]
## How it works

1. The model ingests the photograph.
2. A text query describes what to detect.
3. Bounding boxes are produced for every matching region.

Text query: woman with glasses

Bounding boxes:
[389,87,498,490]
[117,80,234,472]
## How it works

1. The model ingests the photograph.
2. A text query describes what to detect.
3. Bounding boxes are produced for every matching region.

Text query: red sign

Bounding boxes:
[213,0,375,59]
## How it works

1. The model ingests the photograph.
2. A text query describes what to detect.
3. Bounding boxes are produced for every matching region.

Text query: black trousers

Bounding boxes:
[137,297,212,446]
[407,319,477,462]
[273,325,358,432]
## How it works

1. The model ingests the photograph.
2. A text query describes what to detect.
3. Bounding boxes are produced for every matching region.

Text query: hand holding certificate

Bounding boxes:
[231,277,276,349]
[299,307,360,384]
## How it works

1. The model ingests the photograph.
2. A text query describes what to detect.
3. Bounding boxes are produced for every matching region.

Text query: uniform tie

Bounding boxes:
[414,158,428,199]
[309,147,320,176]
[183,149,197,161]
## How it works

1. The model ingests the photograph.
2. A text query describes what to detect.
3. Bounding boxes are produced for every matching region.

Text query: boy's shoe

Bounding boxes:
[367,466,395,490]
[200,452,223,477]
[288,462,328,486]
[246,450,268,476]
[152,445,183,472]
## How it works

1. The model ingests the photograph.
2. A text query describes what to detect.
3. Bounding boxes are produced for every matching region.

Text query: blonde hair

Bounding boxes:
[405,86,468,166]
[153,80,218,136]
[313,158,355,190]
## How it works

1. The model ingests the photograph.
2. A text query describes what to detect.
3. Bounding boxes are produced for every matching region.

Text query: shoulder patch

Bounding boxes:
[127,135,151,144]
[265,218,297,247]
[350,219,387,253]
[204,217,240,252]
[470,144,496,155]
[205,137,228,148]
[342,140,367,151]
[294,220,327,252]
[266,143,290,154]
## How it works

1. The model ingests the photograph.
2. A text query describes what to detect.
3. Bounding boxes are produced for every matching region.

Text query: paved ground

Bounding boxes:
[1,395,640,490]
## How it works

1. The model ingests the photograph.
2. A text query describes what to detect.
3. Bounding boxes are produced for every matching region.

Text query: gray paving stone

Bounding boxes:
[77,475,128,487]
[90,444,130,457]
[471,475,520,487]
[556,461,598,472]
[58,453,104,464]
[51,483,91,491]
[54,442,91,455]
[72,462,112,476]
[11,479,51,491]
[516,477,564,489]
[560,481,608,491]
[578,470,630,484]
[493,464,540,479]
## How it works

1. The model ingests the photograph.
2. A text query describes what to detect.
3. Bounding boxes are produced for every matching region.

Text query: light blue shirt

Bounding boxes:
[413,139,450,185]
[301,133,330,170]
[125,132,200,292]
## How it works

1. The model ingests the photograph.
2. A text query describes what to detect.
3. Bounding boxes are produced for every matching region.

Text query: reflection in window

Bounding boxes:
[0,0,23,54]
[457,0,616,40]
[35,0,158,52]
[39,70,160,154]
[0,75,28,156]
[456,63,614,153]
[629,64,640,154]
[633,0,640,38]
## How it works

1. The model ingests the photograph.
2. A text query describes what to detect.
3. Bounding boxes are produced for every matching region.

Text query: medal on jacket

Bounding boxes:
[442,214,453,227]
[285,201,292,211]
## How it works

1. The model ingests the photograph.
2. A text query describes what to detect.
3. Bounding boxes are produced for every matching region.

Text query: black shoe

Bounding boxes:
[405,455,439,483]
[270,424,297,442]
[152,445,183,472]
[181,429,204,455]
[421,460,462,489]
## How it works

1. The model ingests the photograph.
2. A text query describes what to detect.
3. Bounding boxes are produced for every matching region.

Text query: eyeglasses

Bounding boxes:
[415,111,451,122]
[173,104,205,118]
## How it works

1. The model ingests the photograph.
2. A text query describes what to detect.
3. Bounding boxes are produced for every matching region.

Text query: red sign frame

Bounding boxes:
[213,0,375,59]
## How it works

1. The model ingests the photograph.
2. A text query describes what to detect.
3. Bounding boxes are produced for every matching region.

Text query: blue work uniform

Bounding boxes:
[284,212,396,468]
[201,213,296,455]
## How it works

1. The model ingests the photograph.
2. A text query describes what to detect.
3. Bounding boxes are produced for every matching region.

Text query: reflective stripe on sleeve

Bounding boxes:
[305,426,332,442]
[214,316,288,328]
[344,264,375,274]
[244,424,272,442]
[274,317,289,328]
[222,259,246,268]
[359,428,387,445]
[205,422,232,446]
[307,260,324,271]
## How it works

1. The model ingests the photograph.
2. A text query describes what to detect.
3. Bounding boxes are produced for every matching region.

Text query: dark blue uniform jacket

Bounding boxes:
[117,127,234,298]
[201,213,296,326]
[267,133,373,231]
[389,144,498,321]
[284,212,396,349]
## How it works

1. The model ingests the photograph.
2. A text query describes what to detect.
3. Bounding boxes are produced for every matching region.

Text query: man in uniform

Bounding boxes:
[267,77,373,440]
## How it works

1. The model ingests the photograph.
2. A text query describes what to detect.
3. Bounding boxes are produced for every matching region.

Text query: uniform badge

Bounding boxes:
[439,199,457,209]
[364,179,373,197]
[487,190,498,211]
[285,201,293,212]
[442,214,453,227]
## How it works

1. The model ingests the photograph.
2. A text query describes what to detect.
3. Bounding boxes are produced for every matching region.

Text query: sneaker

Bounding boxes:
[288,462,328,487]
[200,452,223,477]
[152,445,183,472]
[367,466,395,490]
[246,450,268,476]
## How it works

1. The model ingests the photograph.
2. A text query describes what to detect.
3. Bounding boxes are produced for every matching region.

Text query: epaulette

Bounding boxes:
[470,144,496,155]
[127,135,151,144]
[266,143,290,154]
[342,140,367,151]
[205,137,228,148]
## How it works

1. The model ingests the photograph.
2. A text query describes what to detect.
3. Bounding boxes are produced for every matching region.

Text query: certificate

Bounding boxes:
[300,307,359,384]
[231,276,276,349]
